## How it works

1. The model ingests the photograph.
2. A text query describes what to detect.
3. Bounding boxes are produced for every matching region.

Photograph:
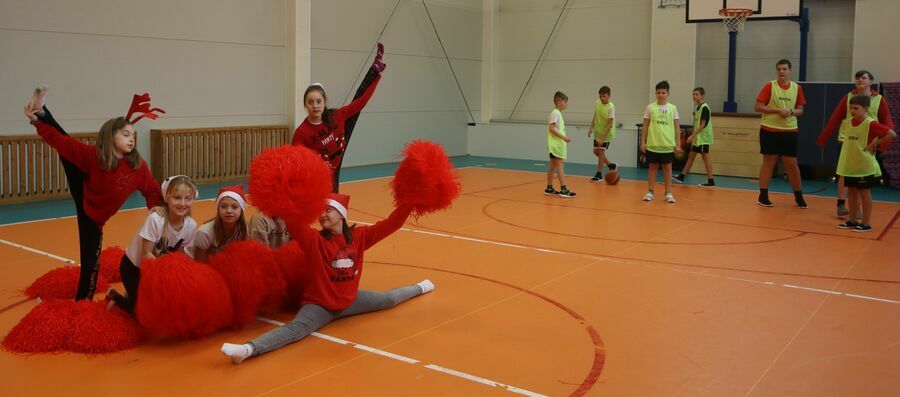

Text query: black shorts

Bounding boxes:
[593,141,611,150]
[549,153,562,160]
[691,144,710,153]
[645,151,674,164]
[843,175,878,189]
[759,129,798,157]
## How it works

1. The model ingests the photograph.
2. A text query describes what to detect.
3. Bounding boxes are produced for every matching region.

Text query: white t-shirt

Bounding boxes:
[643,103,680,120]
[189,221,245,257]
[125,212,198,268]
[549,110,561,126]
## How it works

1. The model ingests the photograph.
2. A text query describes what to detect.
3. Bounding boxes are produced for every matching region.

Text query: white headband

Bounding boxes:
[325,199,347,219]
[311,82,324,89]
[161,175,198,199]
[217,191,246,210]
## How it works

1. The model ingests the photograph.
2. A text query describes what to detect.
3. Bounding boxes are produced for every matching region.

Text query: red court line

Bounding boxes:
[369,260,605,397]
[469,194,879,242]
[482,199,808,246]
[876,208,900,240]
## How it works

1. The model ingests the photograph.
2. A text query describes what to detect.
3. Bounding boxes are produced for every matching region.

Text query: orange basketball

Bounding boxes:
[604,171,620,185]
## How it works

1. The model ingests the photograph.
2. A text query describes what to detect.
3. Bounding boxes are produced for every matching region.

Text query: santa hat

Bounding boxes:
[325,193,350,219]
[216,185,247,210]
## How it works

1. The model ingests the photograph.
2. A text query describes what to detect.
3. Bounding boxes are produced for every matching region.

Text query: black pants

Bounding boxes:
[112,256,141,313]
[38,107,104,300]
[332,66,380,193]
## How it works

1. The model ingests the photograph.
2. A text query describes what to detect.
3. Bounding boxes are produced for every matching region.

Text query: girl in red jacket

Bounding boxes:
[293,43,386,192]
[24,89,164,301]
[221,193,433,364]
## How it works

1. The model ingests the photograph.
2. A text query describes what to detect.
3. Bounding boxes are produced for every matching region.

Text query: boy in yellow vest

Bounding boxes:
[640,81,682,203]
[754,59,807,208]
[546,91,575,198]
[835,95,896,232]
[588,86,617,182]
[674,87,715,187]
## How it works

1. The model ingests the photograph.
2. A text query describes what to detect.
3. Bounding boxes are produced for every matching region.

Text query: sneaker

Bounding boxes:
[837,204,849,217]
[558,188,576,198]
[853,224,873,233]
[757,197,774,207]
[665,192,676,203]
[837,220,859,229]
[544,187,558,196]
[642,191,654,201]
[608,163,618,171]
[673,174,685,184]
[590,174,603,183]
[796,199,808,209]
[699,181,716,187]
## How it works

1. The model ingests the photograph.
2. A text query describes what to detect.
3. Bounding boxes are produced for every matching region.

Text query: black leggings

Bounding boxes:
[112,256,141,313]
[38,107,104,300]
[331,66,380,193]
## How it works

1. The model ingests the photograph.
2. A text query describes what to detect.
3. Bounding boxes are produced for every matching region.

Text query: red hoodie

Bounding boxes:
[817,89,894,149]
[34,120,163,228]
[294,206,411,311]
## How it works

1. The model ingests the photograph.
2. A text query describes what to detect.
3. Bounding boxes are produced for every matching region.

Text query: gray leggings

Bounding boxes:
[249,285,422,356]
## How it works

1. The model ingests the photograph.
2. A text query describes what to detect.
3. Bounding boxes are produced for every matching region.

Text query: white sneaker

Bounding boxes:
[665,192,676,203]
[642,191,654,201]
[416,279,435,294]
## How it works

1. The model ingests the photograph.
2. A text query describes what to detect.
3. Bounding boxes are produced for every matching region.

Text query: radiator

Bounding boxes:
[0,133,97,205]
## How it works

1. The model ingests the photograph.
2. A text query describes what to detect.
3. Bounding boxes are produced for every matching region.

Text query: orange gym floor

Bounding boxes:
[1,167,898,396]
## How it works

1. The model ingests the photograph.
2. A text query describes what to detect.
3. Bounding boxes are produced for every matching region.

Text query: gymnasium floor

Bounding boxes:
[1,157,898,396]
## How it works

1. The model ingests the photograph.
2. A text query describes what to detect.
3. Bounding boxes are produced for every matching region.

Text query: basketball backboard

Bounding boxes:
[686,0,803,23]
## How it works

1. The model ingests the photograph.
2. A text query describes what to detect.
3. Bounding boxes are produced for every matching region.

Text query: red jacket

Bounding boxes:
[34,120,163,228]
[817,90,894,148]
[291,75,382,171]
[294,206,411,310]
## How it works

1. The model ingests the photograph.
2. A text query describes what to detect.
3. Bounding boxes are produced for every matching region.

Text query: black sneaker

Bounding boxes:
[558,188,576,198]
[590,174,602,183]
[796,199,808,209]
[544,187,559,196]
[853,224,873,233]
[757,197,774,207]
[608,163,618,171]
[699,181,716,187]
[673,174,685,184]
[837,220,859,229]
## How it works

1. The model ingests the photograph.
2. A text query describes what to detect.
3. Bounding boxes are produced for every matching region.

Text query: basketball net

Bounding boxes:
[719,8,752,33]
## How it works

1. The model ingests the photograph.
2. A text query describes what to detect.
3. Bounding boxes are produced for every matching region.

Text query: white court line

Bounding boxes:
[0,233,544,395]
[257,317,543,396]
[843,293,900,304]
[783,284,843,295]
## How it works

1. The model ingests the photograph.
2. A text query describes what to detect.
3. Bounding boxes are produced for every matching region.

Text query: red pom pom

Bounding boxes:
[391,140,461,216]
[3,299,73,353]
[273,241,310,309]
[3,300,144,354]
[135,253,233,338]
[25,267,109,300]
[99,246,125,283]
[249,145,331,229]
[208,240,285,328]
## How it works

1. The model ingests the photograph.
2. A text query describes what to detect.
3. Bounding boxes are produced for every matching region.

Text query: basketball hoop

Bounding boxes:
[719,8,752,33]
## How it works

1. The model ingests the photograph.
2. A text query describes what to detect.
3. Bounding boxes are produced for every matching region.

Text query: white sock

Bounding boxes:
[31,85,48,116]
[221,343,253,364]
[416,279,435,294]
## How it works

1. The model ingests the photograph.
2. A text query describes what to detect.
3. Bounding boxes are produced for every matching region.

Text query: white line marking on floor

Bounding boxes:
[257,317,542,395]
[0,238,75,264]
[783,284,843,295]
[843,293,900,304]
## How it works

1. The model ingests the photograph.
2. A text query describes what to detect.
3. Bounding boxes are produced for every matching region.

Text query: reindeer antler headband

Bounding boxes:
[126,93,166,124]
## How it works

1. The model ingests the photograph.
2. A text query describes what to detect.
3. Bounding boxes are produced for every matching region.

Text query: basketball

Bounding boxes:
[604,171,620,185]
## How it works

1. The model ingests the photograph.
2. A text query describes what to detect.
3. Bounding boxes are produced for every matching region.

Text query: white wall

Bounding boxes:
[310,0,481,167]
[853,0,900,83]
[649,3,696,125]
[0,0,290,167]
[695,0,855,113]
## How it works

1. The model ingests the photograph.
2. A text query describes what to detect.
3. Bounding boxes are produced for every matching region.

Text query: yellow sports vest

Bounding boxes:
[760,80,799,131]
[692,102,714,146]
[548,108,567,159]
[836,117,881,177]
[647,103,677,153]
[592,100,616,142]
[838,93,882,141]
